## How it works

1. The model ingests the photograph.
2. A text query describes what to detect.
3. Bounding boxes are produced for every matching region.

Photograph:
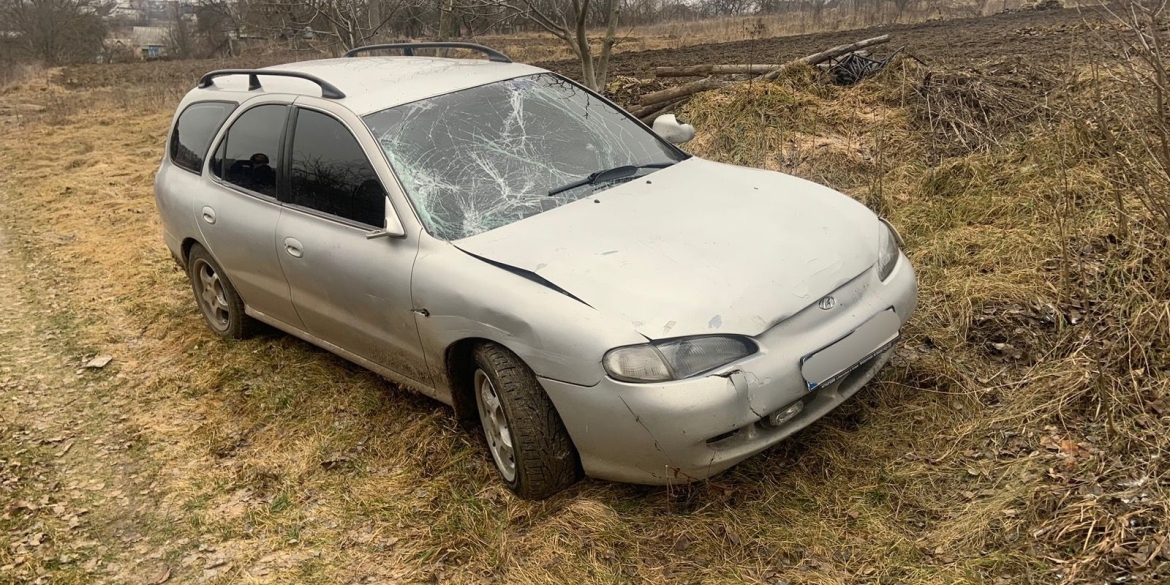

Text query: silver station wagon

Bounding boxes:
[155,43,917,499]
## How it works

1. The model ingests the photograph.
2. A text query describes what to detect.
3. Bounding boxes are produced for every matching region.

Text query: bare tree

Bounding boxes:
[193,1,237,57]
[308,0,410,50]
[200,0,416,55]
[0,0,107,64]
[485,0,622,92]
[166,2,196,59]
[891,0,916,21]
[1095,0,1170,234]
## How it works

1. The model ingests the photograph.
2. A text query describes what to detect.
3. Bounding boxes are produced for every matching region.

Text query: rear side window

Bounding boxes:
[169,102,235,174]
[211,104,286,198]
[286,109,385,228]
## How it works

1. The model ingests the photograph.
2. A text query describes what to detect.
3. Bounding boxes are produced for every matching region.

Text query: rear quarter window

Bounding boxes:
[170,101,236,174]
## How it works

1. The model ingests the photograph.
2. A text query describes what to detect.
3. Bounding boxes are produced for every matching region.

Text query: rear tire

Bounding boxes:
[472,343,581,499]
[186,244,257,339]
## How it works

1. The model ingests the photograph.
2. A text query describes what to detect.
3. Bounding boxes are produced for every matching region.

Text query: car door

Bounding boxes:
[197,98,304,330]
[274,100,432,387]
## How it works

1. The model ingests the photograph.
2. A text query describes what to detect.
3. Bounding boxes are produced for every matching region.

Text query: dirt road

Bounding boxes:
[0,213,177,583]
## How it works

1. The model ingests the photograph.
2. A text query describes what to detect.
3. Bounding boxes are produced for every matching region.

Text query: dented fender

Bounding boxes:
[410,236,646,397]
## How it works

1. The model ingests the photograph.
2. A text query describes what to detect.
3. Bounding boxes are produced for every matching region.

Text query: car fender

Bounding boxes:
[411,236,645,396]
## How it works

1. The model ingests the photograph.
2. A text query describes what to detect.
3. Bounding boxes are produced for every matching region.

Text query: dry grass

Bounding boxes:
[681,58,1170,582]
[0,41,1168,585]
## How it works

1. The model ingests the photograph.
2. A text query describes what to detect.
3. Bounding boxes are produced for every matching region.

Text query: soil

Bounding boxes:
[536,8,1107,78]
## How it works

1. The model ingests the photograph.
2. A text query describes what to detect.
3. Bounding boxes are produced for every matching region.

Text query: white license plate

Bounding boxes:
[801,309,900,390]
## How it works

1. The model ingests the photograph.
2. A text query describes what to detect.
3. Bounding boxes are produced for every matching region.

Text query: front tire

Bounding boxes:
[186,244,256,339]
[472,343,581,499]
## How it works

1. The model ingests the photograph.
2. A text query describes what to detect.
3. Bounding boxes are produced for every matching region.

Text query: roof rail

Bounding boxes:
[343,42,512,63]
[196,69,346,99]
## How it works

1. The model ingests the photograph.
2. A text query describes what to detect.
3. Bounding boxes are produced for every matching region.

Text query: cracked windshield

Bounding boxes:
[363,73,683,240]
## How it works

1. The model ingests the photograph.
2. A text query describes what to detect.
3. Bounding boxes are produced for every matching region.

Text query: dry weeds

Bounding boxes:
[0,35,1167,585]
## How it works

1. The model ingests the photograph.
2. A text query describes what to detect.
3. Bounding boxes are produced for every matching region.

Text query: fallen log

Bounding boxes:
[655,64,786,77]
[654,52,871,78]
[629,97,676,119]
[638,77,729,107]
[638,34,891,106]
[634,98,685,123]
[760,34,890,81]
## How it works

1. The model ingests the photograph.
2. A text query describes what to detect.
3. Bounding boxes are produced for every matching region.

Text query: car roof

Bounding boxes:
[187,56,548,116]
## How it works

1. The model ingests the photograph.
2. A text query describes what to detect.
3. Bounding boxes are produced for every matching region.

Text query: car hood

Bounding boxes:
[454,158,880,340]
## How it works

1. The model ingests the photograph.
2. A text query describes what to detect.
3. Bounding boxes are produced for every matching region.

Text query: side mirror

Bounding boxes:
[367,197,407,239]
[652,114,695,144]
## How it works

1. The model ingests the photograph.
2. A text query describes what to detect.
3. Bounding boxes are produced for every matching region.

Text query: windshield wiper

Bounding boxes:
[547,162,676,196]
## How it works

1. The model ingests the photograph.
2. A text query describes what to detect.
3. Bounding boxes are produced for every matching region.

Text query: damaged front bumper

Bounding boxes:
[539,253,917,485]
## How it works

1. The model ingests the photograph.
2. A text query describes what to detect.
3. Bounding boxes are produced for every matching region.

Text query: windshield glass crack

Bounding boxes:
[364,74,682,240]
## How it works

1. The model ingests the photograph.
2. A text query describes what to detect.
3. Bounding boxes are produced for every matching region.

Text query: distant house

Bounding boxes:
[131,26,169,59]
[143,44,165,59]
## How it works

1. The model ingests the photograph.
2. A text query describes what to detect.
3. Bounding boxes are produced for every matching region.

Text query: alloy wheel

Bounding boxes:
[193,259,230,333]
[475,368,517,482]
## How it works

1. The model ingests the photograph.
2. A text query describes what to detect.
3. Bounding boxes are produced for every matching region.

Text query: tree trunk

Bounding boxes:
[437,0,456,57]
[594,0,620,91]
[655,64,786,77]
[368,0,380,43]
[637,35,891,107]
[632,98,684,122]
[572,0,598,90]
[639,77,729,106]
[654,57,869,78]
[760,34,890,81]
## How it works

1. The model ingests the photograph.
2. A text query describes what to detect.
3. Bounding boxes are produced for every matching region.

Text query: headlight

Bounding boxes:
[603,336,756,383]
[877,219,902,281]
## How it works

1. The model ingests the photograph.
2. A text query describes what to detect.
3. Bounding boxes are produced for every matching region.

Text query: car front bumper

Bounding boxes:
[539,253,917,485]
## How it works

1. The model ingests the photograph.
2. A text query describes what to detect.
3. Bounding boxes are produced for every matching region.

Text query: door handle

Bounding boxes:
[201,206,216,224]
[283,237,303,258]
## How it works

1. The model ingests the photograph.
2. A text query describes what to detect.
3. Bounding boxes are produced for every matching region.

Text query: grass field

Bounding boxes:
[1,9,1168,585]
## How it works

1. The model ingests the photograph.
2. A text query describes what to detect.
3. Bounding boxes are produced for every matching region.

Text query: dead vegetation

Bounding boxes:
[676,40,1170,582]
[902,58,1063,156]
[1,9,1169,585]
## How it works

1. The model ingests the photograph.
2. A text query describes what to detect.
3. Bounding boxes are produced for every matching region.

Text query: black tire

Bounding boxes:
[472,342,582,499]
[186,244,257,339]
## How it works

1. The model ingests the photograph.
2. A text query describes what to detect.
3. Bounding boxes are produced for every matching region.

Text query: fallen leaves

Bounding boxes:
[1039,433,1095,471]
[83,355,112,369]
[147,565,171,584]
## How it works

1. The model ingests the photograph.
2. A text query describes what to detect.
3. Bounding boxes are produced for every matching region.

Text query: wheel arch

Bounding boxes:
[444,336,566,431]
[180,236,203,265]
[444,336,494,428]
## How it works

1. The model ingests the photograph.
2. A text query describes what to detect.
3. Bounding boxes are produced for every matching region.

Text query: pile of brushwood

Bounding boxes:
[628,34,901,121]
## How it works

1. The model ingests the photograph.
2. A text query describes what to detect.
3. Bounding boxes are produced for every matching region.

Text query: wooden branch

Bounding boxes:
[501,1,572,43]
[639,76,729,106]
[654,54,871,78]
[634,98,684,123]
[655,64,786,77]
[636,35,892,107]
[636,36,889,111]
[760,34,890,81]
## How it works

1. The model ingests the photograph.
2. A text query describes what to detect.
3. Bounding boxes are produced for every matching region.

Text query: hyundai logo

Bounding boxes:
[818,296,836,310]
